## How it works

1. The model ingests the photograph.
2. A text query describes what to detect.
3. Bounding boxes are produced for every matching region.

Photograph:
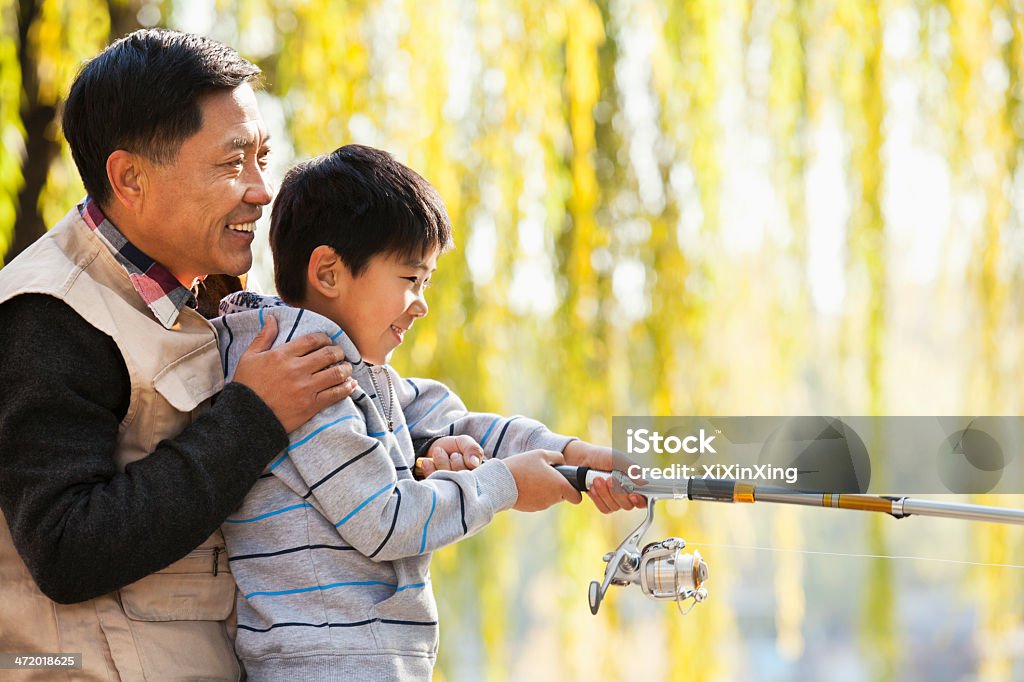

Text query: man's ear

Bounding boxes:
[106,150,145,211]
[307,245,345,298]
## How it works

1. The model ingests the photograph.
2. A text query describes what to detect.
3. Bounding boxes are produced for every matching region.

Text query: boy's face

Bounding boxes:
[331,248,438,365]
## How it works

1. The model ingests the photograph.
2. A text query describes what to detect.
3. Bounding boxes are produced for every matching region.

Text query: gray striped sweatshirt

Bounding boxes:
[213,292,572,681]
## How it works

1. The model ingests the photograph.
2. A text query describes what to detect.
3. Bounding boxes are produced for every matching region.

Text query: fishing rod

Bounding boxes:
[553,465,1024,616]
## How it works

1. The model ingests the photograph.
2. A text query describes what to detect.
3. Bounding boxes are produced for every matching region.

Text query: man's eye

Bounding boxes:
[224,157,244,167]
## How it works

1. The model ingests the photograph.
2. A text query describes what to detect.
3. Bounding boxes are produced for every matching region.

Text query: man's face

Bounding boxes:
[136,82,271,286]
[330,249,438,365]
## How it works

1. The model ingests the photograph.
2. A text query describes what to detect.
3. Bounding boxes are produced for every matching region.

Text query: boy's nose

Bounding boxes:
[408,294,428,317]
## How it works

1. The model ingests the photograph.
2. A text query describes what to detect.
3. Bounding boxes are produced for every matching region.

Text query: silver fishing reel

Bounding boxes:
[551,465,710,614]
[588,498,709,615]
[639,538,708,611]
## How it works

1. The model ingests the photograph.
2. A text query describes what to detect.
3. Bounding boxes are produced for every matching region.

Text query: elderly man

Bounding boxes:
[0,30,354,679]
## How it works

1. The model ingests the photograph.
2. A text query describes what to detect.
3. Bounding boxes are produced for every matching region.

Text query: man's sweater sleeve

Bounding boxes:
[0,294,289,604]
[261,395,518,563]
[397,376,575,458]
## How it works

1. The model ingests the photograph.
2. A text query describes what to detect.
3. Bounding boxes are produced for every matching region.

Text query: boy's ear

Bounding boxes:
[106,150,146,211]
[307,245,345,298]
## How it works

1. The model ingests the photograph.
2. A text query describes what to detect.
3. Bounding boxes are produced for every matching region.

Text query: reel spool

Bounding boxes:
[639,538,709,613]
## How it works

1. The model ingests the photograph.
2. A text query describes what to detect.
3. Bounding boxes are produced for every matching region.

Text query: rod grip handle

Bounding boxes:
[686,476,737,502]
[554,465,596,492]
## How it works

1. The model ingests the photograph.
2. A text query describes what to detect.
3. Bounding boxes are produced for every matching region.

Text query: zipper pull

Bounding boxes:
[212,546,222,576]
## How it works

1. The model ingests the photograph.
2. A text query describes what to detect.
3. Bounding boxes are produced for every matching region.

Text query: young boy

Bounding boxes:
[214,145,637,680]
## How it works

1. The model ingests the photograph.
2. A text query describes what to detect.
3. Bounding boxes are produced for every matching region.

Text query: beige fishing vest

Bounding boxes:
[0,207,240,680]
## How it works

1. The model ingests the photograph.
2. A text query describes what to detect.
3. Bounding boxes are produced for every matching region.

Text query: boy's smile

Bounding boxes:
[314,247,438,365]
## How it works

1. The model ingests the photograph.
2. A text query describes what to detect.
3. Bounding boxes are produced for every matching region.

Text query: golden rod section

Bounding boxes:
[835,495,895,514]
[732,483,755,503]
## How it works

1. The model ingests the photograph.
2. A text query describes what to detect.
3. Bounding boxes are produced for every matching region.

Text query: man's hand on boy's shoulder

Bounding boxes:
[232,315,357,433]
[562,440,647,514]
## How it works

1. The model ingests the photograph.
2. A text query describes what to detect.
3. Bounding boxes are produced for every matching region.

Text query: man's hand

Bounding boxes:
[504,450,582,512]
[232,315,356,432]
[416,435,484,477]
[563,440,646,513]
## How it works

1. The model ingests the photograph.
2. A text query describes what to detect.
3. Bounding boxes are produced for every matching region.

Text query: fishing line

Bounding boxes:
[681,540,1024,570]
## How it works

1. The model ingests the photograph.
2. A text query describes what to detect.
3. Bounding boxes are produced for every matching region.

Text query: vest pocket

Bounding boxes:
[120,572,236,622]
[153,340,223,413]
[116,567,241,680]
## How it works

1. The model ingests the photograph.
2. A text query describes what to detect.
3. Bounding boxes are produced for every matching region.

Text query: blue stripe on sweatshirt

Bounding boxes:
[245,580,396,599]
[303,442,380,498]
[335,483,393,527]
[491,416,520,458]
[419,488,437,554]
[406,391,450,430]
[367,422,406,438]
[225,503,313,524]
[478,417,501,446]
[268,415,364,471]
[396,582,426,592]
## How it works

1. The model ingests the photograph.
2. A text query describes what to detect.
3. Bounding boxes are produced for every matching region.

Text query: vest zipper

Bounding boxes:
[212,546,222,576]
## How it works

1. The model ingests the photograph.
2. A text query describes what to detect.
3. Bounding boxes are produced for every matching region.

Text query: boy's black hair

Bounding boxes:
[63,29,261,207]
[270,145,453,302]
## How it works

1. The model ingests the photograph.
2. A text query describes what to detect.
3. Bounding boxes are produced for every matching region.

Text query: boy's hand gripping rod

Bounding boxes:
[554,465,1024,616]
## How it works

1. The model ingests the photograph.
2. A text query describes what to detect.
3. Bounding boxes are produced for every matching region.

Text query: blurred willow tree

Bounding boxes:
[4,0,1024,680]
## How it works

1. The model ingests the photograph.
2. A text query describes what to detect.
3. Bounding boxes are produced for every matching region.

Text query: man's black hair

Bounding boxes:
[62,29,261,207]
[270,144,453,303]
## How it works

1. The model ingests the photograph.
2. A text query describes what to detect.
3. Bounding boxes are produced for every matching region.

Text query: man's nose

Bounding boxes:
[244,165,273,206]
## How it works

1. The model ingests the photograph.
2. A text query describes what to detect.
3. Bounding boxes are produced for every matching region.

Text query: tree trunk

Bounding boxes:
[5,1,142,266]
[5,0,57,265]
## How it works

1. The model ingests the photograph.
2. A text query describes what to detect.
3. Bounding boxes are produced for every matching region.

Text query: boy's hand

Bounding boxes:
[562,440,647,514]
[416,435,485,477]
[232,314,357,432]
[504,450,582,512]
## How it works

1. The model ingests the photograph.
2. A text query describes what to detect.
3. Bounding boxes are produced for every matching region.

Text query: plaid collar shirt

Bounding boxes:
[78,197,197,329]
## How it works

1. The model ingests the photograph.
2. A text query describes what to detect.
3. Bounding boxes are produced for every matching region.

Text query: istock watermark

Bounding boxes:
[626,463,799,485]
[625,428,717,454]
[612,416,1024,494]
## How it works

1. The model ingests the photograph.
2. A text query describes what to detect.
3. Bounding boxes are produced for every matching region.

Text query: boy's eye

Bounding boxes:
[402,276,432,289]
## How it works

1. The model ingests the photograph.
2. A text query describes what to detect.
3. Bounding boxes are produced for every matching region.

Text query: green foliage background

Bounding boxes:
[3,0,1024,679]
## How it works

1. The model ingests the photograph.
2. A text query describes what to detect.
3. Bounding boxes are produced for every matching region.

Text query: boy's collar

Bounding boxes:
[218,291,363,364]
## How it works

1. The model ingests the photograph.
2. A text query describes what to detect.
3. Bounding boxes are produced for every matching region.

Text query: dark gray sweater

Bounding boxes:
[0,293,290,603]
